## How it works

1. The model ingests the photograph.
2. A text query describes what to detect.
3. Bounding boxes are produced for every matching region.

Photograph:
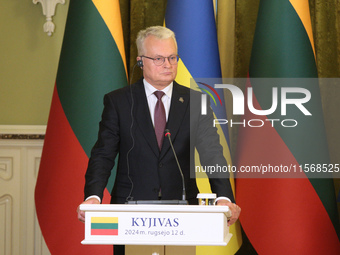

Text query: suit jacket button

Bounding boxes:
[159,163,163,168]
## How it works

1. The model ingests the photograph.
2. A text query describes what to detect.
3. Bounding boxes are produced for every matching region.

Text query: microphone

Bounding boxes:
[165,129,186,201]
[125,129,188,205]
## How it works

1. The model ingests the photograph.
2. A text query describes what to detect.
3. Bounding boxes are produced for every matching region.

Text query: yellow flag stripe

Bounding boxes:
[92,0,127,75]
[289,0,316,58]
[91,217,118,223]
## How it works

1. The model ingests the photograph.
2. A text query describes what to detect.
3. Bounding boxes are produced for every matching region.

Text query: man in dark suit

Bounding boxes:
[77,26,240,254]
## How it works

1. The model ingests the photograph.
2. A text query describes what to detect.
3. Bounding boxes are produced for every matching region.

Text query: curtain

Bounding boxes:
[119,0,167,84]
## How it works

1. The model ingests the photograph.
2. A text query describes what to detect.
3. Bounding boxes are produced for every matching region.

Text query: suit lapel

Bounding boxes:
[133,80,190,158]
[133,80,160,157]
[160,82,189,158]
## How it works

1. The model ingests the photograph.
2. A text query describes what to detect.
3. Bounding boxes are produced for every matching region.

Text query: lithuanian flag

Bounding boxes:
[91,217,119,236]
[235,0,340,254]
[35,0,127,254]
[165,0,242,254]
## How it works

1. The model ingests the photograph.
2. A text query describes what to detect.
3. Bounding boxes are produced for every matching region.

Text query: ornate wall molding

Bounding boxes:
[33,0,66,36]
[0,126,48,254]
[0,134,45,140]
[0,125,46,140]
[0,195,12,255]
[0,157,13,181]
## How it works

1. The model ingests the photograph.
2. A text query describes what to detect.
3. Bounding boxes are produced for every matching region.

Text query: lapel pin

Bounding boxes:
[179,97,184,103]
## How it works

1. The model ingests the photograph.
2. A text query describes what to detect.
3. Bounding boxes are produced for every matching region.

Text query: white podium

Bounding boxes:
[80,204,232,255]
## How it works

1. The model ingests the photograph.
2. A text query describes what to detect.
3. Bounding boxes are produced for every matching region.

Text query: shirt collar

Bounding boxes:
[143,79,173,98]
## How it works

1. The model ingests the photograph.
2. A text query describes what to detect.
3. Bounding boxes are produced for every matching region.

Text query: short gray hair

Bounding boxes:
[136,26,177,56]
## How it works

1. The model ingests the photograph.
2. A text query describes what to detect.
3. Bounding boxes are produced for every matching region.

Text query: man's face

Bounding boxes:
[139,35,178,89]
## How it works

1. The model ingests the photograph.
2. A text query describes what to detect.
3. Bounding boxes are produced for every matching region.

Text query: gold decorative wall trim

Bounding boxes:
[0,125,46,140]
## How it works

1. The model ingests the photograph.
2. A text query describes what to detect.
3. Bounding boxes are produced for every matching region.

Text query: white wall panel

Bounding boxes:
[0,126,50,255]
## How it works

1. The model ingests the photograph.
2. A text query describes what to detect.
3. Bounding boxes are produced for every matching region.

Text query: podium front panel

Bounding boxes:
[80,204,232,246]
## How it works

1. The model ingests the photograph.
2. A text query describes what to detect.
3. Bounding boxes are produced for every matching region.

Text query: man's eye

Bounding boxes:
[155,57,163,61]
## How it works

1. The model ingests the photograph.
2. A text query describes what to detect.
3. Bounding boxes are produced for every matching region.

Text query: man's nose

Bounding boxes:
[163,57,171,66]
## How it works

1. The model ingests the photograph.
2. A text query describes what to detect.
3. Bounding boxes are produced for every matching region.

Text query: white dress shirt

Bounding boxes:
[143,79,172,126]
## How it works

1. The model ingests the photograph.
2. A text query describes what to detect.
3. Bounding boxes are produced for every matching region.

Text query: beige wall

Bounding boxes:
[0,0,69,125]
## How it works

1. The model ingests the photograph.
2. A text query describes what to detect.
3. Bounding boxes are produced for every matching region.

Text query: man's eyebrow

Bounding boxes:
[154,54,176,57]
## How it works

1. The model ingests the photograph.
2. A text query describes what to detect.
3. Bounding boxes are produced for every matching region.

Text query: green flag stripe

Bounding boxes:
[91,223,118,229]
[56,0,127,157]
[249,2,326,163]
[249,0,317,78]
[249,0,339,235]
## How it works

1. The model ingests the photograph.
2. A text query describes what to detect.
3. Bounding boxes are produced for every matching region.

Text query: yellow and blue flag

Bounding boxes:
[165,1,242,254]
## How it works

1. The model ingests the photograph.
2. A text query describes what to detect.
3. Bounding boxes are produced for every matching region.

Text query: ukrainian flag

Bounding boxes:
[165,1,242,254]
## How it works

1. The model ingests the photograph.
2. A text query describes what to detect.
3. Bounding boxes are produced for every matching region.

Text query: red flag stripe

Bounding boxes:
[91,229,118,236]
[35,85,112,254]
[236,81,340,254]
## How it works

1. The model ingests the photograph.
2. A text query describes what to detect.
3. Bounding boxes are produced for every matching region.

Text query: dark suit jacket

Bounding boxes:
[84,79,234,204]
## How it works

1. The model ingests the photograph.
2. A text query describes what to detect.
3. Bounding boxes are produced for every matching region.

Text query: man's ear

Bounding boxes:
[136,57,143,68]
